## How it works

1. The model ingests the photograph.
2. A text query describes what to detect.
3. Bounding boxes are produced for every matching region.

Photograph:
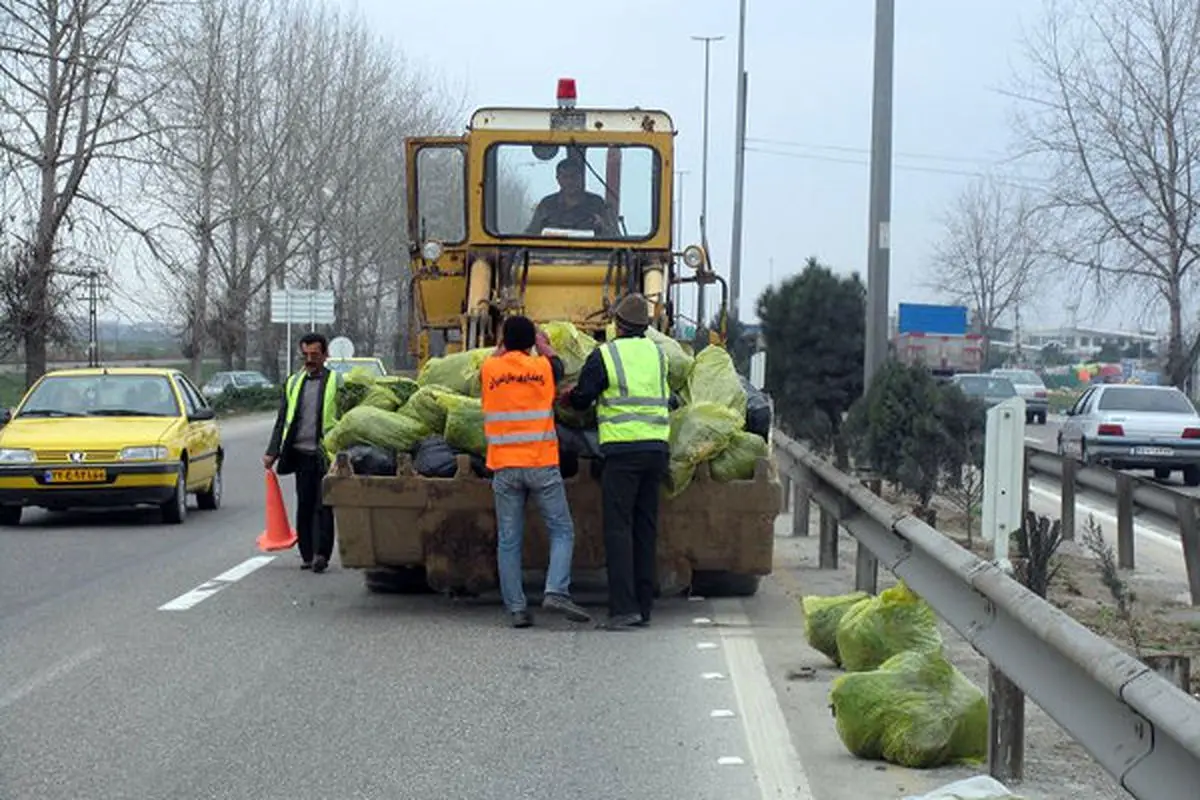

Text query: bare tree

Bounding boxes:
[0,0,167,386]
[927,176,1047,362]
[1013,0,1200,388]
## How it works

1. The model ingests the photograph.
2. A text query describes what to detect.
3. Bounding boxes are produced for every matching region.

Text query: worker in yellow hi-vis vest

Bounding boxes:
[263,332,345,574]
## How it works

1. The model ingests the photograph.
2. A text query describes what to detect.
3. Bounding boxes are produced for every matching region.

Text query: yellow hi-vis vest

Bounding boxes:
[281,369,343,446]
[597,337,670,445]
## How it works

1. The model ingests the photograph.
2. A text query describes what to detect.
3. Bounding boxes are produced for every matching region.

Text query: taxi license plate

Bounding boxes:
[1132,446,1174,457]
[45,468,107,483]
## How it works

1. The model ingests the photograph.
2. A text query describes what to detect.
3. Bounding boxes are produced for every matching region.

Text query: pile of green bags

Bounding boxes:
[325,320,768,491]
[799,582,988,769]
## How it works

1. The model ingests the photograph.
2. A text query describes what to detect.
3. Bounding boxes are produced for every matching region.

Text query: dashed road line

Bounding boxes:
[696,641,719,650]
[701,671,726,680]
[159,555,275,611]
[717,756,746,766]
[0,645,104,711]
[710,708,736,718]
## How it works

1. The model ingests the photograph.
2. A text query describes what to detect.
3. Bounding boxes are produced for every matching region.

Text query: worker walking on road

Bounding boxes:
[481,315,592,629]
[263,332,344,574]
[562,293,670,630]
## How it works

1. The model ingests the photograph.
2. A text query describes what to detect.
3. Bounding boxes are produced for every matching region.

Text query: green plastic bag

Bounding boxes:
[835,581,944,672]
[335,372,375,416]
[544,321,597,382]
[665,402,744,497]
[684,345,747,417]
[801,592,870,667]
[385,376,420,406]
[359,384,402,411]
[645,327,694,393]
[416,348,492,396]
[830,648,988,769]
[325,406,431,455]
[710,430,769,482]
[403,385,460,434]
[440,394,487,456]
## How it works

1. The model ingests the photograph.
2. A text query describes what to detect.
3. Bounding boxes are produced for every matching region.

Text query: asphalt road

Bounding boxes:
[0,415,837,800]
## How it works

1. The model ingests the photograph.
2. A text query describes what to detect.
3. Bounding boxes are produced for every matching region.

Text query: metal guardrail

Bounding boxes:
[772,431,1200,800]
[1024,444,1200,604]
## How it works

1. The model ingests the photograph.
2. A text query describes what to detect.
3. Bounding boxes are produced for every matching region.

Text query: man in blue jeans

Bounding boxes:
[481,316,592,628]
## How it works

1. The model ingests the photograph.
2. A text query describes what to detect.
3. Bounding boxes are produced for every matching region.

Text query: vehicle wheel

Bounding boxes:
[1025,412,1034,425]
[691,570,761,598]
[364,566,433,594]
[1184,465,1200,487]
[196,460,222,510]
[0,505,22,526]
[1155,467,1171,481]
[161,466,188,524]
[1037,412,1047,425]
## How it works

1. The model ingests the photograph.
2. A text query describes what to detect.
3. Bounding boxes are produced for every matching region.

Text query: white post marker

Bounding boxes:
[982,396,1026,574]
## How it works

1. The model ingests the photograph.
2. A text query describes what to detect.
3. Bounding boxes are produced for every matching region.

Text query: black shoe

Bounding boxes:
[542,592,592,623]
[312,555,328,574]
[301,561,313,570]
[597,612,644,631]
[511,610,533,628]
[634,615,650,627]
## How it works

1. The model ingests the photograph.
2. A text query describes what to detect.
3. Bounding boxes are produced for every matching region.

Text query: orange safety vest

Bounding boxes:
[480,350,559,471]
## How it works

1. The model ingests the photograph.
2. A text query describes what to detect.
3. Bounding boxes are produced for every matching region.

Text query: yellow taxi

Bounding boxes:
[326,356,388,378]
[0,367,223,525]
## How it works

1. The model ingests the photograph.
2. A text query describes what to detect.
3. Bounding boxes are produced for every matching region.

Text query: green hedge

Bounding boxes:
[210,385,282,415]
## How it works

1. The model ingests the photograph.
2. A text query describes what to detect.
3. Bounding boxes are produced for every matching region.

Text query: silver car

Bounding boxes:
[1058,384,1200,485]
[991,368,1048,425]
[949,373,1019,408]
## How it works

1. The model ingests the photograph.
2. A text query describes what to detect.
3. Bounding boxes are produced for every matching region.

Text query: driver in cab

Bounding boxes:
[525,157,619,237]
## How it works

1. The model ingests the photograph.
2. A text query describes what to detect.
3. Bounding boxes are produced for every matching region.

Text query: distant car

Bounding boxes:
[1058,384,1200,485]
[0,367,223,525]
[201,370,274,400]
[949,373,1019,408]
[326,357,388,378]
[991,368,1048,425]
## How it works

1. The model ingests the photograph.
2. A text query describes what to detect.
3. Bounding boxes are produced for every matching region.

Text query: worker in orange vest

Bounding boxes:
[481,315,592,629]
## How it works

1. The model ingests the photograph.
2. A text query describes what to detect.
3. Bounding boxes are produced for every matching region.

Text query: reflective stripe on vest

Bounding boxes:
[281,369,342,445]
[480,351,558,470]
[597,337,670,445]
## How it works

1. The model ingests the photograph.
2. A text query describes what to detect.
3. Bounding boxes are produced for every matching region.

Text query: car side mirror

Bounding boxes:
[0,408,11,426]
[189,407,215,422]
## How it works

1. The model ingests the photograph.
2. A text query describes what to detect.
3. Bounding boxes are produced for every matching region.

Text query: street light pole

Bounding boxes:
[692,34,723,330]
[729,0,749,327]
[863,0,895,392]
[674,169,689,330]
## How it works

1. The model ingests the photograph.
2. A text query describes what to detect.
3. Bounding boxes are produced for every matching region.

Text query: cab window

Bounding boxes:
[415,145,466,244]
[484,143,659,241]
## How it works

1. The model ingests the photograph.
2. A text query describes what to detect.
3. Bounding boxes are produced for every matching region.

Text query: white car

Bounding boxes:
[991,368,1048,424]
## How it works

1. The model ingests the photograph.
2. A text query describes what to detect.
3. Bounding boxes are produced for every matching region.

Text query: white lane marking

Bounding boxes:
[696,641,719,650]
[701,672,726,680]
[710,708,736,718]
[718,756,746,766]
[688,595,706,602]
[692,616,714,625]
[714,602,816,800]
[159,555,275,611]
[1024,436,1042,444]
[1027,485,1182,550]
[0,645,104,711]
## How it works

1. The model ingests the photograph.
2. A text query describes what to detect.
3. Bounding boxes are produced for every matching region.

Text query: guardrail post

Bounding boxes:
[818,506,838,569]
[855,477,881,594]
[988,663,1025,783]
[781,472,792,512]
[1021,448,1031,522]
[1060,458,1077,541]
[791,464,810,537]
[1175,495,1200,606]
[1115,473,1136,570]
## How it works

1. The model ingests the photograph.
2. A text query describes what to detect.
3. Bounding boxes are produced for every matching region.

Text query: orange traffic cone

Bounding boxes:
[256,470,297,552]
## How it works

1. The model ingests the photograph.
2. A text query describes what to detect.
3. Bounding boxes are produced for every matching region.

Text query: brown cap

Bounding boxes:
[613,293,650,329]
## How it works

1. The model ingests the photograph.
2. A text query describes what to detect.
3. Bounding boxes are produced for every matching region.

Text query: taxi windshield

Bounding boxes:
[328,360,385,377]
[485,143,659,241]
[18,374,181,418]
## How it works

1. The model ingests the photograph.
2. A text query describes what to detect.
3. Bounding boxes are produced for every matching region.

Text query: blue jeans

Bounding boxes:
[492,466,576,613]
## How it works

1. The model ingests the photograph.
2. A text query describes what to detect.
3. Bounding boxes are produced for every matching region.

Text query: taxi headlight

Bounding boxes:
[0,448,34,464]
[120,445,168,461]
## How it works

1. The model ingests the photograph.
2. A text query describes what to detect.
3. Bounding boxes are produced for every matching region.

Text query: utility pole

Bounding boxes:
[674,168,689,331]
[862,0,895,392]
[692,34,723,330]
[729,0,749,326]
[64,268,101,367]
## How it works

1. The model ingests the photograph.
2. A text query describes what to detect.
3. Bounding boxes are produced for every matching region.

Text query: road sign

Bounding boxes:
[270,289,335,326]
[328,336,355,359]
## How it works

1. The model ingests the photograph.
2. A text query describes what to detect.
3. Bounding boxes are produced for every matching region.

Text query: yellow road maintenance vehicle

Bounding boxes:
[322,79,779,598]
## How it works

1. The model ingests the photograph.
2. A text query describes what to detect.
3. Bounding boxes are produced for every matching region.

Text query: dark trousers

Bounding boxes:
[293,451,334,563]
[601,450,667,618]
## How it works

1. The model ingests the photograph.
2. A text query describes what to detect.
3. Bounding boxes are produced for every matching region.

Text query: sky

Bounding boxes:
[328,0,1110,331]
